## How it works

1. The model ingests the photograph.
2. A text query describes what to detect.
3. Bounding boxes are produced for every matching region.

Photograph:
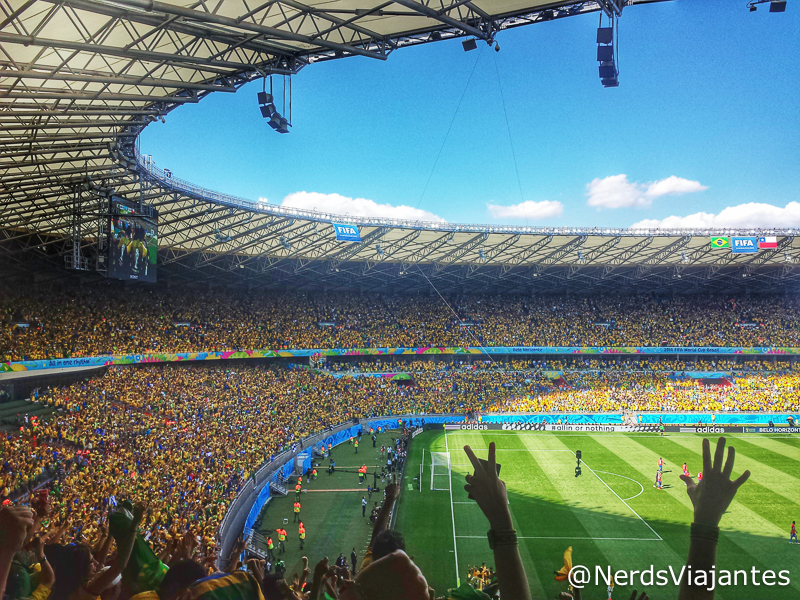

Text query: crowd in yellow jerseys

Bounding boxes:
[3,362,798,561]
[3,286,800,361]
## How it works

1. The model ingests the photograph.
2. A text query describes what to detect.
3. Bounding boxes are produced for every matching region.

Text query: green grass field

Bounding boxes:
[255,434,399,577]
[395,430,800,600]
[255,430,799,599]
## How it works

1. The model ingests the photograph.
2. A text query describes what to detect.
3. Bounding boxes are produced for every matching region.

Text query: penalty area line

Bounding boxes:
[592,470,645,501]
[455,535,661,541]
[576,453,663,541]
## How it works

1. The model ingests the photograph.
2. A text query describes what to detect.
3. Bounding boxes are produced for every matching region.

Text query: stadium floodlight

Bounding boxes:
[277,117,290,134]
[462,38,477,52]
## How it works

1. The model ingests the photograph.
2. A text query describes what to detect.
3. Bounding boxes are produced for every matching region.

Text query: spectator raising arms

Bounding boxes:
[678,437,750,600]
[463,442,532,600]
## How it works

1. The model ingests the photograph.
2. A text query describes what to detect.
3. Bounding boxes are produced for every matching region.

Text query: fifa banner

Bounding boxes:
[731,236,758,253]
[333,223,361,242]
[710,236,769,253]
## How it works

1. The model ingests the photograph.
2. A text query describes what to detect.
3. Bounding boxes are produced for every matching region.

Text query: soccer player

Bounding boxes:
[658,457,663,472]
[362,496,368,517]
[791,521,797,544]
[293,500,301,522]
[298,521,306,550]
[697,471,703,482]
[656,470,663,490]
[607,574,614,600]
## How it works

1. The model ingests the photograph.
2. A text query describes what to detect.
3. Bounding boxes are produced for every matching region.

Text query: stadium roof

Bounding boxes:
[3,0,799,294]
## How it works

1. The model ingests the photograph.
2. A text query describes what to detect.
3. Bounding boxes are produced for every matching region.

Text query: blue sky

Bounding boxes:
[140,0,799,228]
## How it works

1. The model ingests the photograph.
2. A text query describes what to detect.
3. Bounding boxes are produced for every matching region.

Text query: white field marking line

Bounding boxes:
[451,448,573,452]
[576,453,663,541]
[444,429,460,587]
[592,470,645,501]
[455,535,661,541]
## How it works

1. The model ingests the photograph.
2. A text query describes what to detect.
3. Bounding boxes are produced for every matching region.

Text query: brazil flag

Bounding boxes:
[710,236,730,248]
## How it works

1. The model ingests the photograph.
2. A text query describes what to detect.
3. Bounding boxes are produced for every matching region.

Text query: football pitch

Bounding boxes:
[395,430,800,600]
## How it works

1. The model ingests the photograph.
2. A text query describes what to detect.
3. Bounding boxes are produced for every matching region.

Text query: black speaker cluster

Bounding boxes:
[597,27,618,88]
[257,92,290,134]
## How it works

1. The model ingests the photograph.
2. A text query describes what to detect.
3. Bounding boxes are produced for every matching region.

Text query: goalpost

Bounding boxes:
[430,451,451,491]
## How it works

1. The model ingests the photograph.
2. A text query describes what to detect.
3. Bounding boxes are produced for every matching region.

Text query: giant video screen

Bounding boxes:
[108,199,158,282]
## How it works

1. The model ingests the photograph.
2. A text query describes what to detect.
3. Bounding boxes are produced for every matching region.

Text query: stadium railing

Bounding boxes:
[133,148,795,238]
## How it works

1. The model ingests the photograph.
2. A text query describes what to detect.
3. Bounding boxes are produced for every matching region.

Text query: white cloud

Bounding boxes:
[260,191,446,222]
[631,201,800,229]
[586,174,708,209]
[486,200,563,220]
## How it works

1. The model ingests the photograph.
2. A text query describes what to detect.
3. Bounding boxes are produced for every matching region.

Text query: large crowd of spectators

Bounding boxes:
[0,285,794,600]
[2,362,797,540]
[1,433,754,600]
[2,287,799,361]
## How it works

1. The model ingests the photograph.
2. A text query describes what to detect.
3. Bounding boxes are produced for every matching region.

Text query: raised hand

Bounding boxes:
[0,506,35,556]
[464,442,511,530]
[132,503,147,527]
[679,437,750,527]
[313,557,329,582]
[629,590,649,600]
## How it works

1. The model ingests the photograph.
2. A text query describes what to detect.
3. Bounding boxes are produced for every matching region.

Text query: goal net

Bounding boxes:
[430,451,451,491]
